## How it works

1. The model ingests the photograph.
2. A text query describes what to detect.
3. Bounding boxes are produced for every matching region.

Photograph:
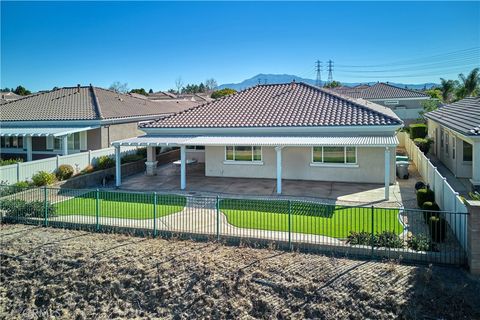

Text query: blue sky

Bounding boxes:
[1,1,479,91]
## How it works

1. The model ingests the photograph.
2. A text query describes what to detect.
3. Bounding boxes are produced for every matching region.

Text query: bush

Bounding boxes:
[346,231,372,246]
[95,156,115,170]
[407,234,433,251]
[31,171,56,186]
[0,158,23,166]
[56,164,74,181]
[421,201,440,222]
[0,199,56,218]
[81,164,95,174]
[409,123,428,139]
[416,187,435,208]
[429,216,447,242]
[0,181,31,197]
[121,154,145,164]
[375,231,404,248]
[136,148,147,158]
[414,137,433,154]
[14,181,30,188]
[211,88,237,99]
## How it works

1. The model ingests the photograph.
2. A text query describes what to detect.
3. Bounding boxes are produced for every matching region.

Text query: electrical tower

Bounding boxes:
[327,60,334,83]
[315,60,322,87]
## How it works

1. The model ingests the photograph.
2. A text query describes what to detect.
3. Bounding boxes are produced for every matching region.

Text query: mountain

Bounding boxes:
[217,73,438,91]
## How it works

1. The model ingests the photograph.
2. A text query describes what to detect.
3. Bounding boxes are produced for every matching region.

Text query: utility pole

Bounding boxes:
[327,60,334,84]
[315,60,322,87]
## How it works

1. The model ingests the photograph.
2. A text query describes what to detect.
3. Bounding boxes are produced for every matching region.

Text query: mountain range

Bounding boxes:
[217,74,438,91]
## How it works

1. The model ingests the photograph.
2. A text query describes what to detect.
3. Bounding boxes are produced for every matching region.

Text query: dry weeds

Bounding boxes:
[1,224,479,320]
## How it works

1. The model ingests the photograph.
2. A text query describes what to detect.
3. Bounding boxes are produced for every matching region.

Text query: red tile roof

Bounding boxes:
[332,82,429,99]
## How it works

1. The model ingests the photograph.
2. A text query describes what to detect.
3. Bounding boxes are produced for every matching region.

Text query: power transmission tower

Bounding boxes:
[315,60,322,87]
[327,60,334,83]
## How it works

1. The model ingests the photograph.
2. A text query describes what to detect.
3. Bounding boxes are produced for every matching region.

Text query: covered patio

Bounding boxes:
[112,134,400,202]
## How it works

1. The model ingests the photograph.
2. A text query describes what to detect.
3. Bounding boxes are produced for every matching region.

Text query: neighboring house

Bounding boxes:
[333,82,430,124]
[0,84,199,161]
[0,91,24,104]
[112,82,403,199]
[425,97,480,191]
[148,91,178,100]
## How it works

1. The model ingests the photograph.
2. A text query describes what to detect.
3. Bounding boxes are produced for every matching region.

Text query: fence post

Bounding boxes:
[56,155,60,171]
[44,186,48,227]
[371,206,375,258]
[216,196,220,241]
[288,200,292,250]
[153,192,157,238]
[16,162,20,183]
[96,189,100,231]
[88,150,92,165]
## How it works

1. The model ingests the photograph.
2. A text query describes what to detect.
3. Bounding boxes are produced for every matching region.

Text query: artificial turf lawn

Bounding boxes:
[219,199,403,238]
[54,191,186,219]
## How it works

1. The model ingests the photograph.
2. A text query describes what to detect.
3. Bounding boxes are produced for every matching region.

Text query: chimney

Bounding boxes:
[77,84,81,93]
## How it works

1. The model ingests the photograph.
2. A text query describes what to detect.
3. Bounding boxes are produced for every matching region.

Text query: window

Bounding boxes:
[186,146,205,151]
[52,133,81,151]
[312,146,357,164]
[445,133,449,155]
[224,146,262,162]
[463,141,473,162]
[440,130,444,148]
[452,138,456,159]
[1,137,23,149]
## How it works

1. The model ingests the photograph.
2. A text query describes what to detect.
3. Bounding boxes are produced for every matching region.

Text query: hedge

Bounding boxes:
[409,123,428,140]
[417,188,435,208]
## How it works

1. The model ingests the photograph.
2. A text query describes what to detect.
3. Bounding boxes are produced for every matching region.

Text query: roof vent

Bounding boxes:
[77,84,80,93]
[291,79,296,89]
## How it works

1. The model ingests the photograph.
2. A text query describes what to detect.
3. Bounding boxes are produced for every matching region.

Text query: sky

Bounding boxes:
[1,1,479,92]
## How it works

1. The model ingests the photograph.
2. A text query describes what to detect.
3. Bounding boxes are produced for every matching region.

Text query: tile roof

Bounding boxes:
[142,82,402,129]
[332,82,429,99]
[0,85,199,122]
[425,97,480,136]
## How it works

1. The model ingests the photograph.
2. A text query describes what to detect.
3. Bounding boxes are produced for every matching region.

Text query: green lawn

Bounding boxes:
[55,191,186,219]
[219,199,403,238]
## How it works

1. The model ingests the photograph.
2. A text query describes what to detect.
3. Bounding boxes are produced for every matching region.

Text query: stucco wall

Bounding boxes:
[372,98,426,123]
[204,146,395,184]
[87,128,102,150]
[100,123,144,148]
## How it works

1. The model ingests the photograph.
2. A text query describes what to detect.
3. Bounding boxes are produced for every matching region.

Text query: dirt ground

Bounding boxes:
[1,225,479,320]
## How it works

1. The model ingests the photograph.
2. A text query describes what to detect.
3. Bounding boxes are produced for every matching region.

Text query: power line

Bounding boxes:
[315,60,322,86]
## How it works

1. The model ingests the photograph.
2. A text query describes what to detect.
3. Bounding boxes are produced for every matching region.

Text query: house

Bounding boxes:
[425,97,480,191]
[0,84,199,161]
[112,82,403,199]
[0,91,24,103]
[332,82,430,124]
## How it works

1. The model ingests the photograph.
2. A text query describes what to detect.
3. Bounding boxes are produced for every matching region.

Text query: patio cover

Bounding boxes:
[112,135,399,147]
[0,126,98,137]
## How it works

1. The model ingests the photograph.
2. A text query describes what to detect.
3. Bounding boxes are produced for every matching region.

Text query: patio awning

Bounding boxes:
[0,126,98,137]
[112,135,399,147]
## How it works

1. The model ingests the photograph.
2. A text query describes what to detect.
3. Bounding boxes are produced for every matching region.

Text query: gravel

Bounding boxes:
[1,224,479,319]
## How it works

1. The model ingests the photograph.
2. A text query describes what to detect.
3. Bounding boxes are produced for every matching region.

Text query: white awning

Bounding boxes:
[112,135,398,147]
[0,126,98,137]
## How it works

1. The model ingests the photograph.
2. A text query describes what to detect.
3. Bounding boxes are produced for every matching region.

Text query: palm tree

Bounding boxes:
[457,67,479,99]
[439,78,456,102]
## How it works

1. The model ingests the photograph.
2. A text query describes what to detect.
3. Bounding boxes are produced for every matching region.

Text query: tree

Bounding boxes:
[419,99,440,120]
[109,82,129,94]
[323,81,341,88]
[13,85,32,96]
[457,67,479,99]
[425,88,443,101]
[205,78,218,92]
[148,89,153,94]
[129,88,148,96]
[211,88,236,99]
[439,78,456,103]
[175,77,184,94]
[1,87,11,92]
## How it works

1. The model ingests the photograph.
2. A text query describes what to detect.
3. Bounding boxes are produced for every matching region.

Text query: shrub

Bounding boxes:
[31,171,56,186]
[346,231,372,246]
[81,164,95,174]
[421,201,440,222]
[0,181,31,197]
[416,187,435,208]
[409,123,428,139]
[407,234,433,251]
[56,164,74,181]
[136,148,147,158]
[0,199,56,218]
[14,181,30,188]
[429,216,447,242]
[0,158,23,166]
[375,231,404,248]
[414,137,433,154]
[211,88,237,99]
[121,154,145,164]
[95,156,115,170]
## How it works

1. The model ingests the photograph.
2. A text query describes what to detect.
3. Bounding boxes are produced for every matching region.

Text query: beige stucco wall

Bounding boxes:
[205,146,395,184]
[100,123,144,149]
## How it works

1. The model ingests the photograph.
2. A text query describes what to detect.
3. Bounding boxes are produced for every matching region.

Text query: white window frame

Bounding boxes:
[310,146,359,167]
[223,146,263,165]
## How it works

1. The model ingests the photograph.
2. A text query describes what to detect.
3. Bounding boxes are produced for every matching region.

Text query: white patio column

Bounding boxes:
[275,146,283,194]
[180,145,186,190]
[471,141,480,188]
[25,135,32,162]
[384,147,390,200]
[145,146,158,176]
[115,145,121,187]
[62,135,69,156]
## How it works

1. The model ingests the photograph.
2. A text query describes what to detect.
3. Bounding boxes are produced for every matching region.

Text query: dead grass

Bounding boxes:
[1,224,479,320]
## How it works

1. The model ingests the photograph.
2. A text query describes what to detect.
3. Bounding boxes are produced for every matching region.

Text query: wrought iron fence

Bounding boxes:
[0,185,468,266]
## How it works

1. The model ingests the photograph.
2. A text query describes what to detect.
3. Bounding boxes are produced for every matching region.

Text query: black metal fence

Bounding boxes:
[0,185,468,266]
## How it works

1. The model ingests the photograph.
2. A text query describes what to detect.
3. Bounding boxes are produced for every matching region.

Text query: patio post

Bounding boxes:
[25,135,32,161]
[180,145,186,190]
[384,147,390,200]
[115,145,121,187]
[145,146,158,176]
[275,146,283,194]
[62,135,69,156]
